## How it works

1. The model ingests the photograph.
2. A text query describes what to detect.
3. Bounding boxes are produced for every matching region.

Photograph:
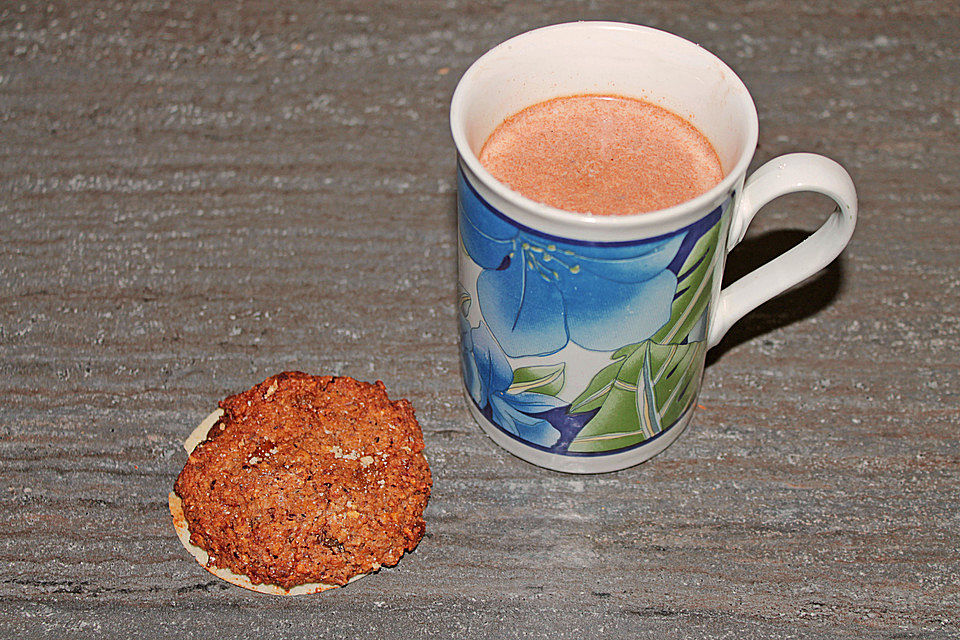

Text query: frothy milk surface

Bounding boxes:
[479,95,724,216]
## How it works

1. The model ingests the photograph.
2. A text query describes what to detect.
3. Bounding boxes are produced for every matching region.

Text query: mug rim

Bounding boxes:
[450,21,760,232]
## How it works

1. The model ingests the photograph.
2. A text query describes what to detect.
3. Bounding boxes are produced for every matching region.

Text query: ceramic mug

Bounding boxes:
[450,22,857,473]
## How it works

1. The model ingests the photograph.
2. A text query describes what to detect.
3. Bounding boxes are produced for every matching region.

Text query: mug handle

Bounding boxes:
[707,153,858,348]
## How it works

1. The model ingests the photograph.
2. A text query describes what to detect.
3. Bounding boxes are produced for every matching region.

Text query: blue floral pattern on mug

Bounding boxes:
[457,168,729,455]
[459,301,565,448]
[460,186,685,356]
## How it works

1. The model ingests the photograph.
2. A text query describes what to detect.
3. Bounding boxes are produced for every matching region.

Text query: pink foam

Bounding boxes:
[479,95,724,216]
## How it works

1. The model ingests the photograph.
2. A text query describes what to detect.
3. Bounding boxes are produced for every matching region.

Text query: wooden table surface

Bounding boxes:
[2,2,957,638]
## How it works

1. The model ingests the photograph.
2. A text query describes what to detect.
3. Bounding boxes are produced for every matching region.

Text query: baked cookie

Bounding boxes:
[170,372,432,594]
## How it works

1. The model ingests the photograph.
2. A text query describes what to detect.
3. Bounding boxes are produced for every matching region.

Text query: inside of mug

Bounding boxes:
[455,23,757,178]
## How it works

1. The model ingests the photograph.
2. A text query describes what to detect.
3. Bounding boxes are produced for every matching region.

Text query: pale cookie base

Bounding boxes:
[170,409,367,595]
[182,408,224,455]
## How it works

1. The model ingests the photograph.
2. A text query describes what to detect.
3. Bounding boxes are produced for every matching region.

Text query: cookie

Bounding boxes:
[170,372,432,594]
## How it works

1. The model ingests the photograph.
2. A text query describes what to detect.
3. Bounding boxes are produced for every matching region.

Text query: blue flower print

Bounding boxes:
[458,171,687,358]
[459,309,564,448]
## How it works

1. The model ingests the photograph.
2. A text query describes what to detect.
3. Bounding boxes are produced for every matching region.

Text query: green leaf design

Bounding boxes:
[568,340,705,453]
[653,216,723,344]
[657,344,704,430]
[507,362,565,397]
[566,217,722,420]
[568,359,624,414]
[567,343,644,414]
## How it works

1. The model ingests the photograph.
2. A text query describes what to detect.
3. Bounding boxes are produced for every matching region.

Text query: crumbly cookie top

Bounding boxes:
[174,372,431,589]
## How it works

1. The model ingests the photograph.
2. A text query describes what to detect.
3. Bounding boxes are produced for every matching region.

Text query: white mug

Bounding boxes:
[451,22,857,473]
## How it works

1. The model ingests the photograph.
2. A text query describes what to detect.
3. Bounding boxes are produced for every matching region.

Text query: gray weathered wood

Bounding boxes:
[1,1,957,638]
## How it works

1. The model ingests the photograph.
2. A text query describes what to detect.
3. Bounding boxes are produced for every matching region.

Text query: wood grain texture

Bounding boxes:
[1,1,957,638]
